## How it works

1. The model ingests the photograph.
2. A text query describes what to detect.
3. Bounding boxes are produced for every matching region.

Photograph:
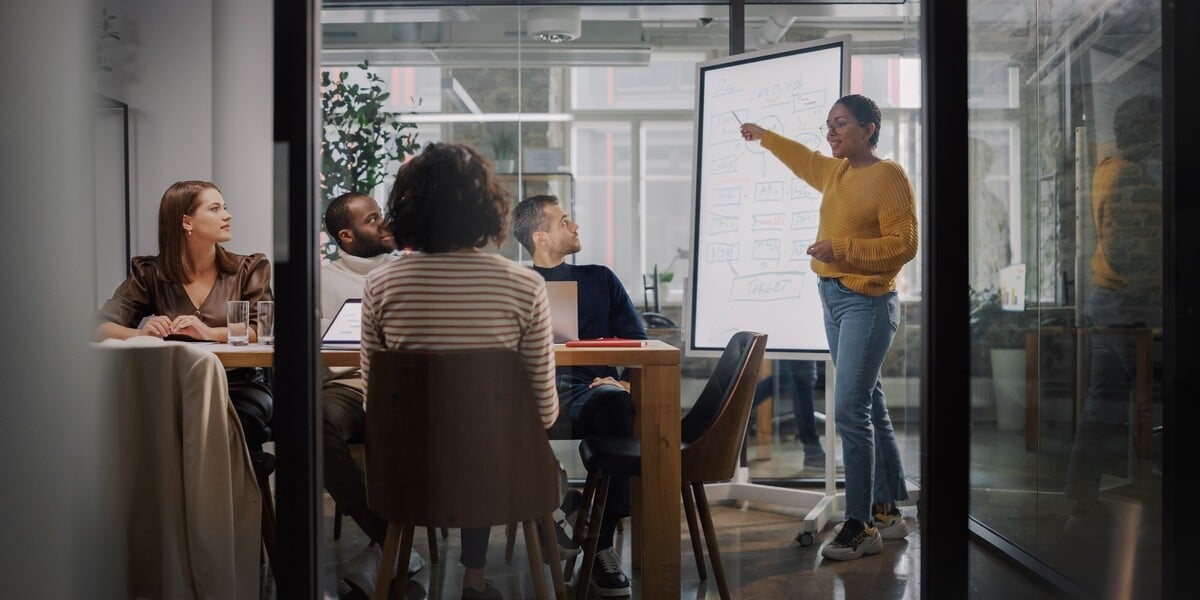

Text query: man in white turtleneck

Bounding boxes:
[320,192,423,597]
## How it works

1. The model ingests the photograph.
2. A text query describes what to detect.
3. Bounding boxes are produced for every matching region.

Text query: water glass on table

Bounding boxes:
[226,300,250,346]
[257,300,275,345]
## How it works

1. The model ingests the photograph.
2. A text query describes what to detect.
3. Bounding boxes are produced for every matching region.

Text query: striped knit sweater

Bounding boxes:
[360,249,559,428]
[761,130,919,297]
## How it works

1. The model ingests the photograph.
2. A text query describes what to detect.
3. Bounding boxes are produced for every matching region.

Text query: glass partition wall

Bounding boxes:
[967,0,1164,596]
[319,2,926,492]
[317,1,926,594]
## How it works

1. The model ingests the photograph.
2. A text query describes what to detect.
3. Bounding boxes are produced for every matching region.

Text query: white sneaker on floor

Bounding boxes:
[821,518,883,561]
[832,509,911,540]
[873,508,911,540]
[339,543,425,597]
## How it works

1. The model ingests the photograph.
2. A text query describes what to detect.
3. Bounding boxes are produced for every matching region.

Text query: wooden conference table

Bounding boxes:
[213,340,683,598]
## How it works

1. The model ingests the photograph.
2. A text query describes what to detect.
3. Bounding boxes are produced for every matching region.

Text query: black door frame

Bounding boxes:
[274,0,323,597]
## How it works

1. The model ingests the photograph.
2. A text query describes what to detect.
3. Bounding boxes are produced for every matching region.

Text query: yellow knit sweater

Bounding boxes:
[760,131,918,296]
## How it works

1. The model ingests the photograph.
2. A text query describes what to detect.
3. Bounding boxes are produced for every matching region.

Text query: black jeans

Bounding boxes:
[549,376,635,522]
[227,367,273,450]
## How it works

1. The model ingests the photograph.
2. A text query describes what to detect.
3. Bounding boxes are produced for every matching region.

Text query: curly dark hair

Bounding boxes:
[835,94,882,147]
[385,142,511,253]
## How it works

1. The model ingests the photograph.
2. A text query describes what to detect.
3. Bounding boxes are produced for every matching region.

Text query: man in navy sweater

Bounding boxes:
[513,195,647,597]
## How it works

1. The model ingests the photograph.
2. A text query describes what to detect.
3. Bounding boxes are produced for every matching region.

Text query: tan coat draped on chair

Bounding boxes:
[99,338,262,599]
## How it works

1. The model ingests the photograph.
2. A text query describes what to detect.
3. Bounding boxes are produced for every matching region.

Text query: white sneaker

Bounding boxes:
[873,508,910,540]
[832,509,911,540]
[821,519,883,561]
[339,543,425,597]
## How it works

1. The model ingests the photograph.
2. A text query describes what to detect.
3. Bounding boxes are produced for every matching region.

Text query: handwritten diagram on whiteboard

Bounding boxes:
[686,36,849,357]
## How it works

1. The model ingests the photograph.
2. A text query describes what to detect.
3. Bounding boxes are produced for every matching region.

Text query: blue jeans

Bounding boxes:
[753,360,822,449]
[818,278,909,522]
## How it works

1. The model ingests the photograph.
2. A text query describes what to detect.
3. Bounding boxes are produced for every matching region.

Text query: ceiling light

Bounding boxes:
[528,7,581,43]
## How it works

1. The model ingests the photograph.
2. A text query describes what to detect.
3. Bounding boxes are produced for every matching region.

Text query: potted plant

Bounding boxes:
[970,287,1027,428]
[320,60,421,261]
[489,124,517,173]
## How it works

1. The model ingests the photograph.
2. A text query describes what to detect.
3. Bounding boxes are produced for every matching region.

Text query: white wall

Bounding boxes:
[213,0,274,260]
[97,0,274,289]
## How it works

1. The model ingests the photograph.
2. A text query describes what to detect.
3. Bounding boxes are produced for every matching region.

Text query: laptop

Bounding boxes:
[321,298,363,347]
[544,281,580,343]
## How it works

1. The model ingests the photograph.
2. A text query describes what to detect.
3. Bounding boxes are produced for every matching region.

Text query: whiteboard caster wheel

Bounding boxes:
[794,531,813,546]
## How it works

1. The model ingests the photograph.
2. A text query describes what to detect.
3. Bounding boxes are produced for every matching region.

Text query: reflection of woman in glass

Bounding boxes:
[741,94,918,561]
[1064,94,1163,532]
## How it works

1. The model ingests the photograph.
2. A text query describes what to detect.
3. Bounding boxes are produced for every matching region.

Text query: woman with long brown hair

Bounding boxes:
[95,180,274,447]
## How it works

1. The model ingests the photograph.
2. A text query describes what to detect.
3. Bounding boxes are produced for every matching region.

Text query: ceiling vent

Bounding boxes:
[527,7,581,43]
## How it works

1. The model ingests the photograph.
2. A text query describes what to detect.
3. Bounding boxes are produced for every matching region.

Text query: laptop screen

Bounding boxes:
[321,299,362,345]
[544,281,579,343]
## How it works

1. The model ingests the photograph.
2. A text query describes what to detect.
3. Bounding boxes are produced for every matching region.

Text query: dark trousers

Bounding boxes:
[227,367,274,450]
[460,528,491,569]
[549,377,635,546]
[752,360,821,447]
[323,383,388,544]
[1065,286,1161,503]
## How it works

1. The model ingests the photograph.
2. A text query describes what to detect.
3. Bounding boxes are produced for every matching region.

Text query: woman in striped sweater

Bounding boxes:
[361,142,559,600]
[741,94,918,562]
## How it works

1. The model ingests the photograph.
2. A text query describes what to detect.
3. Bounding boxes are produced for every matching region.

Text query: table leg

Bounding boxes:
[631,364,680,599]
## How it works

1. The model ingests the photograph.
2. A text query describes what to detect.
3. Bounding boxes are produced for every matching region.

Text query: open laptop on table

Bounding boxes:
[544,281,579,343]
[321,298,362,349]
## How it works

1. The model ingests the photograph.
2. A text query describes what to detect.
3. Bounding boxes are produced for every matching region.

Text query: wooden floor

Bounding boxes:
[253,488,1061,599]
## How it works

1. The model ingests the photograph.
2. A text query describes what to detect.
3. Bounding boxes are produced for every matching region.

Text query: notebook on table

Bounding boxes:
[321,298,362,348]
[544,281,580,343]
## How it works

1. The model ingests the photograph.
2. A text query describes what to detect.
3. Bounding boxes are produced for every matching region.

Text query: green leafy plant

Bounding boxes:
[320,60,421,261]
[489,124,518,164]
[970,288,1015,348]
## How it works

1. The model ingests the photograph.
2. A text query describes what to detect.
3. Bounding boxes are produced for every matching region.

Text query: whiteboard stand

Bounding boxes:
[702,357,841,547]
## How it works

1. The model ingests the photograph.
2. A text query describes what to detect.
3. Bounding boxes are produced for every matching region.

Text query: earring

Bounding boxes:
[186,229,192,236]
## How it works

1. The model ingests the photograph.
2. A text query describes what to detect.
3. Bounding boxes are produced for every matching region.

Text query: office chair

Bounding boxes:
[568,331,767,599]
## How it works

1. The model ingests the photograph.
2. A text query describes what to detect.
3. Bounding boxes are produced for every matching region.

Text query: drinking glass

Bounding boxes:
[226,300,249,346]
[257,300,275,345]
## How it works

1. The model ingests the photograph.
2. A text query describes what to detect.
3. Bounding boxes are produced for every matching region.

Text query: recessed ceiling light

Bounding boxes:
[527,7,581,43]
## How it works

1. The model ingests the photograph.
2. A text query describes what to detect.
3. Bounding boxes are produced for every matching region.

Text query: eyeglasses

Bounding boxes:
[820,120,865,135]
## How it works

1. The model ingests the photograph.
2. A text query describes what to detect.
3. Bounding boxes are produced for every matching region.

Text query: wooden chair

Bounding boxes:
[332,437,446,564]
[364,348,567,600]
[569,331,767,600]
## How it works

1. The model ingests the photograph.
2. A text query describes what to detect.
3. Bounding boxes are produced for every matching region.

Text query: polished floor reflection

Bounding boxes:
[292,487,1060,599]
[969,425,1162,599]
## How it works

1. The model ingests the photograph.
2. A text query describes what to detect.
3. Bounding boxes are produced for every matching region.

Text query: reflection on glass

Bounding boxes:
[969,0,1163,596]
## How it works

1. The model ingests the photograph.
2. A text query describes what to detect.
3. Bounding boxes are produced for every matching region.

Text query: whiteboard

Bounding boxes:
[686,36,850,358]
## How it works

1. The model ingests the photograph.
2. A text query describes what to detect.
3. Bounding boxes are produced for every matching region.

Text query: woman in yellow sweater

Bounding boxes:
[741,94,918,561]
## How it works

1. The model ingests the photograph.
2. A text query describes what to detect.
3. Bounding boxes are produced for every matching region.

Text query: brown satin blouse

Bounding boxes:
[98,252,274,333]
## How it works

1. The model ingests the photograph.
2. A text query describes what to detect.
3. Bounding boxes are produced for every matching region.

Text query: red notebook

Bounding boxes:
[564,338,646,347]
